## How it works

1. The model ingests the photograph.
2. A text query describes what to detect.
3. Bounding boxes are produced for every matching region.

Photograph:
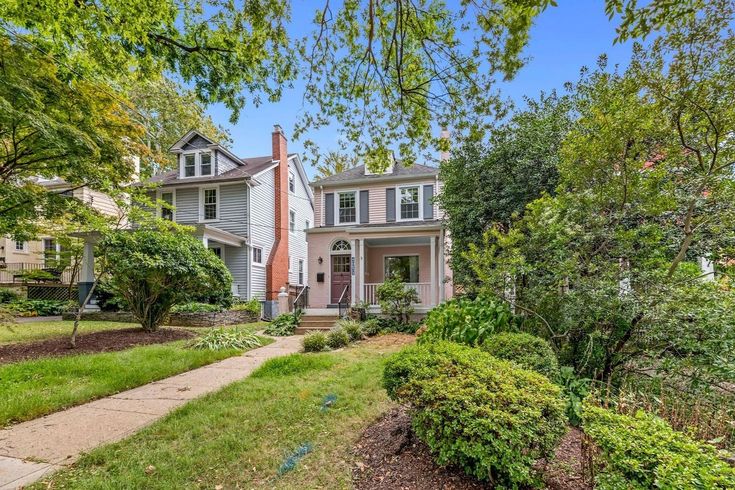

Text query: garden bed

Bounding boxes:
[61,309,259,327]
[0,327,193,364]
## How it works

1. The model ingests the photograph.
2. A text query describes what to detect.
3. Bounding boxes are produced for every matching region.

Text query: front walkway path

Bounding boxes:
[0,335,302,489]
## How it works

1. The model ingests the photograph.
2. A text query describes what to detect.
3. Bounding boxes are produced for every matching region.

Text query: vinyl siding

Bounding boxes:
[287,157,314,286]
[249,168,276,299]
[216,151,239,174]
[224,244,248,297]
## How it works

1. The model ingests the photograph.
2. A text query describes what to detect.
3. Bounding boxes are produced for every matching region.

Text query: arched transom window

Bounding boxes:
[331,240,351,253]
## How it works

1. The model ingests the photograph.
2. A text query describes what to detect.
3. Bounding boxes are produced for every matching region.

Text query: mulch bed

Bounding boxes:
[362,333,416,348]
[0,328,194,364]
[353,407,591,490]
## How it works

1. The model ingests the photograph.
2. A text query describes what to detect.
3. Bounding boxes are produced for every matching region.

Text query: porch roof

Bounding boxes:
[306,219,442,235]
[191,224,247,247]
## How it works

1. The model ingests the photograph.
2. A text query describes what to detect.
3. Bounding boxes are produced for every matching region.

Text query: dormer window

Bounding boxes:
[184,154,196,177]
[181,151,213,178]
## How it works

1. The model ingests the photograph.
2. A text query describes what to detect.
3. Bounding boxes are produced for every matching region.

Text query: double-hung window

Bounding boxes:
[202,188,218,221]
[338,191,357,223]
[400,186,420,220]
[289,172,295,192]
[289,210,296,232]
[253,247,263,264]
[161,191,175,221]
[200,152,212,176]
[298,259,304,285]
[15,241,25,252]
[183,154,196,177]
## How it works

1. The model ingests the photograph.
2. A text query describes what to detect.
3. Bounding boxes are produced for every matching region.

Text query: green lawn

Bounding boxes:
[0,320,138,345]
[36,339,406,489]
[0,332,273,426]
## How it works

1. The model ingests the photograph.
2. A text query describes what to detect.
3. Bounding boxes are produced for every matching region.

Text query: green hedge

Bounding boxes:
[583,403,735,489]
[384,342,566,487]
[419,294,515,346]
[482,332,560,379]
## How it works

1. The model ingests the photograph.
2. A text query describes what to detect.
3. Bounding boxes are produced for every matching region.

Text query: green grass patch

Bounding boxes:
[37,342,402,489]
[0,321,139,345]
[0,338,271,426]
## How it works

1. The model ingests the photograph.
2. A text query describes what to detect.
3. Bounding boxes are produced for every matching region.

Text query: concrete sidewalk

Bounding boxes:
[0,335,302,489]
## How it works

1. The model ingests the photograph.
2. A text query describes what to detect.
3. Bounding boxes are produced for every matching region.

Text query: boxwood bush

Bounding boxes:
[419,294,516,346]
[482,332,560,379]
[384,342,566,487]
[583,402,735,489]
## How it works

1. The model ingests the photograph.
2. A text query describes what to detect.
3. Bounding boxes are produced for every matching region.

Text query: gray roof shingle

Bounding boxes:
[310,162,438,186]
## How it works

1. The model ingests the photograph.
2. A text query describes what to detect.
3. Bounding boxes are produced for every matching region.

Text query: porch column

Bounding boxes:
[439,229,446,302]
[358,239,365,302]
[430,235,437,306]
[351,239,358,304]
[202,235,209,248]
[78,241,97,309]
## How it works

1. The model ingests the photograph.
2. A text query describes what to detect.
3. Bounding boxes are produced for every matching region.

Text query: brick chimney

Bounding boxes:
[266,124,290,300]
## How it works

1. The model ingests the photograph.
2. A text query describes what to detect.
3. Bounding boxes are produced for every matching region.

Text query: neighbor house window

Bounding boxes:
[400,186,420,220]
[15,241,25,252]
[305,219,310,231]
[200,152,212,176]
[161,191,174,221]
[202,188,218,221]
[43,238,59,267]
[385,255,419,283]
[289,210,296,232]
[210,246,222,260]
[183,153,196,177]
[338,191,356,223]
[289,172,295,192]
[253,247,263,264]
[298,259,304,285]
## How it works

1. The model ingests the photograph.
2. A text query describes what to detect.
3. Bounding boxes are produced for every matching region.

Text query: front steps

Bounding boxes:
[295,310,341,334]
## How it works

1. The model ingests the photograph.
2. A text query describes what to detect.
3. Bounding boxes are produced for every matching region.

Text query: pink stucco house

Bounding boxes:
[305,161,453,314]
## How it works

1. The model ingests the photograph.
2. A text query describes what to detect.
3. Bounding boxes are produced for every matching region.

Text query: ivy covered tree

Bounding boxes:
[101,229,232,331]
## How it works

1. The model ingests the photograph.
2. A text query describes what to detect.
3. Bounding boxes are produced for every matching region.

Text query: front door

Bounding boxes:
[331,255,351,303]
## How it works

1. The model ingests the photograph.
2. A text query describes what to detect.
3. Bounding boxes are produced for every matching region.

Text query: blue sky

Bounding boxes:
[206,0,637,180]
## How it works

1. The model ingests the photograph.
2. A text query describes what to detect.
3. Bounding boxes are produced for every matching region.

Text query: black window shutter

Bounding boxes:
[423,184,434,220]
[359,190,369,223]
[386,188,396,222]
[325,193,334,226]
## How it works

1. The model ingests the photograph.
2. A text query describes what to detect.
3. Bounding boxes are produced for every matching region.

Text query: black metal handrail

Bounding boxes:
[337,284,350,318]
[294,285,309,311]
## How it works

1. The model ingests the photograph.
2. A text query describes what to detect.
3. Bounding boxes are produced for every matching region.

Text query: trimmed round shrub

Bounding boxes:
[326,328,350,349]
[420,294,515,346]
[302,331,328,352]
[360,318,381,337]
[384,342,566,487]
[336,319,363,341]
[583,402,735,489]
[482,332,560,380]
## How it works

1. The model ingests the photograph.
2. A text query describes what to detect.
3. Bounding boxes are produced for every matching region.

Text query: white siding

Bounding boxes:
[288,157,314,286]
[249,168,276,299]
[216,151,239,174]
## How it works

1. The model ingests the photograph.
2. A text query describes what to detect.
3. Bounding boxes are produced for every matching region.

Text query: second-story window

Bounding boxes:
[200,152,212,176]
[184,154,196,177]
[289,210,296,232]
[202,188,218,221]
[400,186,420,220]
[289,172,295,192]
[161,192,174,221]
[338,191,356,223]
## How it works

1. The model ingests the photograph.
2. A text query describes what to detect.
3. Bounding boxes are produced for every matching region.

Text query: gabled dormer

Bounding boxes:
[168,130,243,179]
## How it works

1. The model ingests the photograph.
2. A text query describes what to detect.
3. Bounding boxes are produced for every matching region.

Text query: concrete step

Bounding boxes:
[295,326,334,335]
[298,320,338,328]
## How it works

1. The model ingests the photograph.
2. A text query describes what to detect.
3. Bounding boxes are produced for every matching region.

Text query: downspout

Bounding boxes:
[320,185,324,226]
[247,181,253,300]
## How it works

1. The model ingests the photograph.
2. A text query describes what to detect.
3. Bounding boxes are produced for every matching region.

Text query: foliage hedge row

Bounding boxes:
[1,299,73,316]
[582,402,735,489]
[384,341,566,487]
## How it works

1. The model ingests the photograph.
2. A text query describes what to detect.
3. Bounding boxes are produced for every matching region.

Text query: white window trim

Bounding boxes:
[335,189,359,225]
[157,189,176,221]
[42,238,61,265]
[251,245,265,267]
[305,219,310,231]
[289,209,296,233]
[199,185,220,222]
[180,150,214,178]
[289,171,295,193]
[298,259,304,286]
[396,185,423,222]
[14,241,27,253]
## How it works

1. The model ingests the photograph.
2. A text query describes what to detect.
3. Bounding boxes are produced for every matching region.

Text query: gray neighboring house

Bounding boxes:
[139,125,314,313]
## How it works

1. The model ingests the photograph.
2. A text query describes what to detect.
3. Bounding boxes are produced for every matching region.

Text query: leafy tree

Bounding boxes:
[438,92,573,288]
[100,228,232,331]
[313,151,359,179]
[465,1,735,388]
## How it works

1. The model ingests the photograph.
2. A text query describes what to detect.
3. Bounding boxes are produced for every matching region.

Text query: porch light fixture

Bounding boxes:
[318,256,323,264]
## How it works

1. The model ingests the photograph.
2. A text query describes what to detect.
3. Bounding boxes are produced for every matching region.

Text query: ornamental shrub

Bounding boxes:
[376,276,419,325]
[482,332,559,379]
[582,402,735,489]
[264,310,301,336]
[384,342,566,487]
[101,229,232,331]
[3,299,71,316]
[420,294,515,346]
[360,317,382,337]
[188,328,261,350]
[336,319,363,341]
[0,288,20,304]
[326,327,350,349]
[302,331,328,352]
[170,302,222,313]
[230,298,261,314]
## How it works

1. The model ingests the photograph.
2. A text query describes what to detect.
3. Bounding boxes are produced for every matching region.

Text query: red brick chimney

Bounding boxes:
[266,124,290,300]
